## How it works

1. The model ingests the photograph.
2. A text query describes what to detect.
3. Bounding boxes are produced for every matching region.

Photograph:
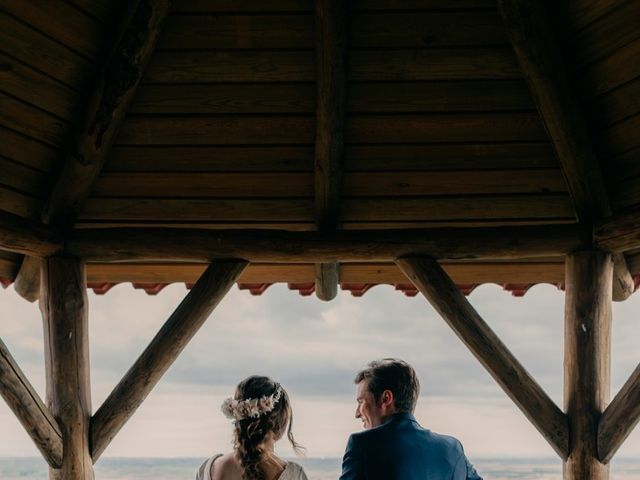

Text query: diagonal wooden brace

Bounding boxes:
[90,259,248,461]
[396,255,569,459]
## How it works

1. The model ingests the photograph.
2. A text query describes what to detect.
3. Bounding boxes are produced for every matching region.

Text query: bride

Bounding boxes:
[196,376,308,480]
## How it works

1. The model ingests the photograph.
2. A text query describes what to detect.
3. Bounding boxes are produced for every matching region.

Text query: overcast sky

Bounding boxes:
[1,279,640,464]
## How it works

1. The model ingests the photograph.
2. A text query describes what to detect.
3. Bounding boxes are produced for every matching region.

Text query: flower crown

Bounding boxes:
[221,386,283,421]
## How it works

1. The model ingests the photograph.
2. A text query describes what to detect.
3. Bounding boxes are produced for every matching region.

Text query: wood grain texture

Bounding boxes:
[39,256,93,479]
[1,0,103,58]
[564,251,612,478]
[78,195,573,222]
[0,10,92,90]
[0,209,62,257]
[171,0,495,13]
[0,336,62,468]
[594,206,640,252]
[499,0,612,222]
[66,224,584,263]
[313,0,348,300]
[42,0,172,226]
[0,93,70,148]
[0,126,61,173]
[90,260,248,461]
[0,51,78,120]
[598,362,640,463]
[396,256,569,458]
[582,36,640,96]
[85,261,566,285]
[570,0,640,67]
[592,78,640,128]
[90,170,566,198]
[158,12,506,50]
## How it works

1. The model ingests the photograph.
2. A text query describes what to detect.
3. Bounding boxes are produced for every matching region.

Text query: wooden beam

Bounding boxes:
[67,224,585,263]
[14,0,171,302]
[90,260,248,461]
[0,209,61,257]
[40,255,93,479]
[396,256,569,459]
[598,363,640,463]
[497,0,609,222]
[498,0,635,302]
[595,206,640,252]
[0,337,62,468]
[313,0,348,300]
[43,0,171,225]
[564,251,612,478]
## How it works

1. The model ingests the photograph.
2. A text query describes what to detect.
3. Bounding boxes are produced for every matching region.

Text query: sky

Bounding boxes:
[1,279,640,465]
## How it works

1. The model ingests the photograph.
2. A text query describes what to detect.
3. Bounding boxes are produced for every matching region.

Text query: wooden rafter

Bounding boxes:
[313,0,348,301]
[66,224,584,263]
[0,337,62,468]
[14,0,171,302]
[396,256,569,459]
[497,0,634,301]
[90,260,248,461]
[598,364,640,463]
[0,209,62,257]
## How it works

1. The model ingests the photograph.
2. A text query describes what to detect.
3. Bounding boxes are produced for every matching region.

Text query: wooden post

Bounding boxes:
[564,251,612,480]
[40,256,93,480]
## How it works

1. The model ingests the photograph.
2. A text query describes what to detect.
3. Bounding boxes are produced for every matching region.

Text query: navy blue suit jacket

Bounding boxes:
[339,413,482,480]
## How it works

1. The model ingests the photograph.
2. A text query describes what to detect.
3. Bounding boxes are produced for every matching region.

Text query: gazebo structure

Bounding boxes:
[1,0,640,478]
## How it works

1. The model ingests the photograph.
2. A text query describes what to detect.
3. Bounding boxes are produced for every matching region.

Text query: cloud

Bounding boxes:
[1,281,640,459]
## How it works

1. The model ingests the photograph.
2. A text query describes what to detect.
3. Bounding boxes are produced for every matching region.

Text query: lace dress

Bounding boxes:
[196,454,308,480]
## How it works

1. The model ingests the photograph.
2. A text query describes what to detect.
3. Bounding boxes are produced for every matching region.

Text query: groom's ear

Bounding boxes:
[380,389,395,409]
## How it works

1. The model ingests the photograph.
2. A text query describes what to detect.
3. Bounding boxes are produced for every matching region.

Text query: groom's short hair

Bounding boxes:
[355,358,420,413]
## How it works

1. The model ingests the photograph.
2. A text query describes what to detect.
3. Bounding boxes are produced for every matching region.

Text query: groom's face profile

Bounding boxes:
[355,379,392,429]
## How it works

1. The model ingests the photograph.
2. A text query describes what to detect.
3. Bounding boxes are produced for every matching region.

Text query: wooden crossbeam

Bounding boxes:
[313,0,349,300]
[598,363,640,463]
[14,0,171,301]
[90,260,248,461]
[0,209,62,257]
[595,205,640,252]
[66,224,584,263]
[0,337,62,468]
[396,256,569,459]
[497,0,634,301]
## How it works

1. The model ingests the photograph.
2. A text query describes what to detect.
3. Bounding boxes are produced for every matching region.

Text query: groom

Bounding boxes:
[339,358,482,480]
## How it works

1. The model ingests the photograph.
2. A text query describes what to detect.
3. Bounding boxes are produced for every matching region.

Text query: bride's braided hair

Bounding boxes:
[232,376,303,480]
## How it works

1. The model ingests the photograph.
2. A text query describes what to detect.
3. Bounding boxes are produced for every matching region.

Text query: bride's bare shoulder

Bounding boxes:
[211,453,242,480]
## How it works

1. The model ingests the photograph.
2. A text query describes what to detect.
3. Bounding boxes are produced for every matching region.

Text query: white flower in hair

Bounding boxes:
[221,386,283,421]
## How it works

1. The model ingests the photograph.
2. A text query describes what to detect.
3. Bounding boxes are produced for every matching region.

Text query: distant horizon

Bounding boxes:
[2,283,640,459]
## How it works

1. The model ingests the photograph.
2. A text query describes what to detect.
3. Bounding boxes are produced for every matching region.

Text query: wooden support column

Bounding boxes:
[397,256,569,459]
[39,256,93,480]
[0,337,62,468]
[91,260,248,461]
[313,0,348,300]
[564,251,612,480]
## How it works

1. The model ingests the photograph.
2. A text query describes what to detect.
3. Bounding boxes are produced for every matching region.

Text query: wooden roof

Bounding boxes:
[1,0,640,298]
